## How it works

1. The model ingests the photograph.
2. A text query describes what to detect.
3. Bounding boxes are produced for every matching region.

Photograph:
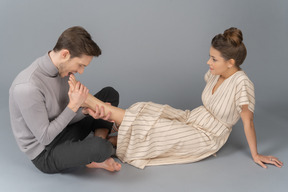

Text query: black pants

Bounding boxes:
[32,87,119,173]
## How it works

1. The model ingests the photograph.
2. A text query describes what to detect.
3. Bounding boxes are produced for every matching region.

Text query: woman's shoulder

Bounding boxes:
[233,70,254,91]
[234,70,253,85]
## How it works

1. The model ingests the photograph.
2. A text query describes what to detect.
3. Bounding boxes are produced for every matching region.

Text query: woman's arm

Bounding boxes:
[240,105,283,168]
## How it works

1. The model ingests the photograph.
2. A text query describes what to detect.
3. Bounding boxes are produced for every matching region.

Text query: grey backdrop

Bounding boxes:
[0,1,287,192]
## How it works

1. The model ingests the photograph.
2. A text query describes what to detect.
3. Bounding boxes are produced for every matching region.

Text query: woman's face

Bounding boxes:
[207,46,231,76]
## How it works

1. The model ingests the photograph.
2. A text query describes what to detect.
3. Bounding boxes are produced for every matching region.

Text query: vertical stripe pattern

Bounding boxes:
[116,70,255,169]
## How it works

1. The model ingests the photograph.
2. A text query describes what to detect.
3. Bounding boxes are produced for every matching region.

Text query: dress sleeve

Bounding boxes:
[204,70,212,82]
[235,77,255,113]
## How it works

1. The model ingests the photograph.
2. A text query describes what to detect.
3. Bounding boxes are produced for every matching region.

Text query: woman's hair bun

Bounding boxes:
[223,27,243,46]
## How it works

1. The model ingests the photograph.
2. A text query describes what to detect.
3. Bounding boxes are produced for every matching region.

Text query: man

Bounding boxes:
[9,26,121,173]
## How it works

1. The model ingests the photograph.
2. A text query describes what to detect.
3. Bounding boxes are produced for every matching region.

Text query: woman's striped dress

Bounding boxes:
[116,70,255,169]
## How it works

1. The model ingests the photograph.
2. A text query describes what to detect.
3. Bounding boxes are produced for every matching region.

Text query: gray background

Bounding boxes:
[0,0,287,192]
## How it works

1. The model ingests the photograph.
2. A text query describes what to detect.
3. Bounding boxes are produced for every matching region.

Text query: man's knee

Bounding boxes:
[95,86,119,107]
[103,87,119,99]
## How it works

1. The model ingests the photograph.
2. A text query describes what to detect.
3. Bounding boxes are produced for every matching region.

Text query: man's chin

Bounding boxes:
[60,72,74,77]
[59,73,67,78]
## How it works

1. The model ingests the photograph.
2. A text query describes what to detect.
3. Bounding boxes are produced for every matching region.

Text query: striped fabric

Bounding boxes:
[116,70,255,169]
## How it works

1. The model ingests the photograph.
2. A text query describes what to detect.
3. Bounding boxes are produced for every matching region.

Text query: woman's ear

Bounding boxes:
[228,58,236,68]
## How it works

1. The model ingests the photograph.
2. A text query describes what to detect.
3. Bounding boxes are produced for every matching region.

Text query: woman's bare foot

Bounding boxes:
[86,158,121,172]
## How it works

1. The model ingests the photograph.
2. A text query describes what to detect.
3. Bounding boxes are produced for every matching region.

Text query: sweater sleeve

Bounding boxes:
[13,83,76,145]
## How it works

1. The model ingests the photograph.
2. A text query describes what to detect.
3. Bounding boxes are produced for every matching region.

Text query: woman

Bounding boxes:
[69,27,283,170]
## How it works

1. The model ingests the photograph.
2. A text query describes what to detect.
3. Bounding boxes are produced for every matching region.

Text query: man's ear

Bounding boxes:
[60,49,71,61]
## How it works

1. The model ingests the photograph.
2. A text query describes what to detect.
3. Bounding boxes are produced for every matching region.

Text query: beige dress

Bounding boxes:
[116,70,255,169]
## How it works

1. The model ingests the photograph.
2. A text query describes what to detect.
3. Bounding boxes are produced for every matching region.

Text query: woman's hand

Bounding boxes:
[253,154,283,168]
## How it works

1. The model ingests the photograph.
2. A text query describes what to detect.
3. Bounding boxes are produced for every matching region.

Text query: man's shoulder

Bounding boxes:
[12,54,48,85]
[10,79,42,100]
[10,57,45,95]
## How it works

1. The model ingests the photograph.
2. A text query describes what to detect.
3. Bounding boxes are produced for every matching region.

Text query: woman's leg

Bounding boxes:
[68,75,125,125]
[92,87,119,139]
[83,94,125,125]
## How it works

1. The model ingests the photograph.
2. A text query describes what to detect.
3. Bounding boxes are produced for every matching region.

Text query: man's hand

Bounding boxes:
[82,103,114,122]
[68,79,89,112]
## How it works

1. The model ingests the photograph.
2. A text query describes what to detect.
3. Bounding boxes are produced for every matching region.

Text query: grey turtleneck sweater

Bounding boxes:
[9,53,85,160]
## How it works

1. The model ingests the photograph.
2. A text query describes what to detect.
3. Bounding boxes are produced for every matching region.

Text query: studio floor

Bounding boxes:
[0,103,287,192]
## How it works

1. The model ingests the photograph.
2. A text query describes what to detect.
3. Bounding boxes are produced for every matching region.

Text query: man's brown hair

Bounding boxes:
[53,26,101,58]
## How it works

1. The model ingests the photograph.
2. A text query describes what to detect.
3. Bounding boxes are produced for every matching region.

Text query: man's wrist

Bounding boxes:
[68,103,81,112]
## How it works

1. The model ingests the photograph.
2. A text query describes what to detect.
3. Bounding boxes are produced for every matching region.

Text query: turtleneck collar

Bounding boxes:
[39,52,59,77]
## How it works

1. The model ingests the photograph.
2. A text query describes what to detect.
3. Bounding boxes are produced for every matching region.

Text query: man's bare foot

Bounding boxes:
[86,158,121,172]
[108,136,117,147]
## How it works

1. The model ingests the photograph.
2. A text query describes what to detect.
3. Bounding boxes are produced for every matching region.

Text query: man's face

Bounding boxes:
[58,54,93,77]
